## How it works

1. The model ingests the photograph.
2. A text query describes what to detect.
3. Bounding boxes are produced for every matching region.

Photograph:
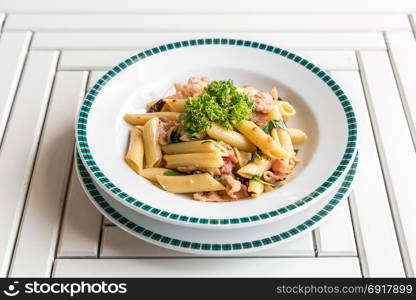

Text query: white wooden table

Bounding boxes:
[0,0,415,278]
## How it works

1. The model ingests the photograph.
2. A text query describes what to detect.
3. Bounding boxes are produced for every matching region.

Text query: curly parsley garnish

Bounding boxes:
[251,174,275,187]
[181,80,254,135]
[263,120,287,134]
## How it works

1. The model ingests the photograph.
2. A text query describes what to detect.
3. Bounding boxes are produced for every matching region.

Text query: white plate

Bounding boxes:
[76,39,358,228]
[76,150,358,255]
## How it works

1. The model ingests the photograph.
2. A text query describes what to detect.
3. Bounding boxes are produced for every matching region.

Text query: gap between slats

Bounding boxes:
[409,15,416,40]
[0,13,6,33]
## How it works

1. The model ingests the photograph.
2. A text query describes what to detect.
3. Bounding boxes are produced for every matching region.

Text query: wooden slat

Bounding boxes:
[57,167,103,258]
[9,71,88,277]
[0,31,32,144]
[31,32,386,50]
[0,51,59,277]
[59,50,136,70]
[57,71,103,258]
[315,198,357,257]
[331,70,404,277]
[53,257,361,277]
[385,32,416,146]
[1,0,416,13]
[5,13,411,32]
[59,50,358,70]
[358,52,416,277]
[100,226,315,258]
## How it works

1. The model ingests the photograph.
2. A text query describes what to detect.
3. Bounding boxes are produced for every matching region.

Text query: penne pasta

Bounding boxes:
[270,128,282,147]
[286,128,308,144]
[264,184,275,192]
[124,112,180,125]
[125,126,144,172]
[164,99,186,113]
[164,153,223,169]
[248,180,264,198]
[268,102,283,121]
[233,147,252,168]
[235,121,289,159]
[160,103,171,112]
[143,117,163,168]
[277,127,294,157]
[139,168,169,182]
[206,123,256,152]
[278,101,296,120]
[270,87,278,101]
[162,140,219,155]
[237,157,273,179]
[156,173,225,193]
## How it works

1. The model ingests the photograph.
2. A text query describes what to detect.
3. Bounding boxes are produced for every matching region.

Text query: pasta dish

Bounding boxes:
[123,77,308,202]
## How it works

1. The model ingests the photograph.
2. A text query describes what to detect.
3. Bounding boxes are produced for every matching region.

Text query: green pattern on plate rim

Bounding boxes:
[76,38,358,225]
[77,152,358,251]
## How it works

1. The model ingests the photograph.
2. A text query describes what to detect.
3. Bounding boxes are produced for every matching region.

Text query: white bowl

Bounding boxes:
[76,39,358,228]
[76,149,358,255]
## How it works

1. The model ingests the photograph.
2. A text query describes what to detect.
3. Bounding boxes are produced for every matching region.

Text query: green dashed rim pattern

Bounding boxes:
[76,38,358,225]
[77,152,358,252]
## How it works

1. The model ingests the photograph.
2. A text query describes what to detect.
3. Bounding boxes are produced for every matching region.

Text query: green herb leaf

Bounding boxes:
[263,120,287,134]
[214,175,224,181]
[163,170,184,176]
[253,150,263,160]
[202,139,226,151]
[181,80,254,135]
[251,174,275,187]
[202,139,221,146]
[294,149,299,155]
